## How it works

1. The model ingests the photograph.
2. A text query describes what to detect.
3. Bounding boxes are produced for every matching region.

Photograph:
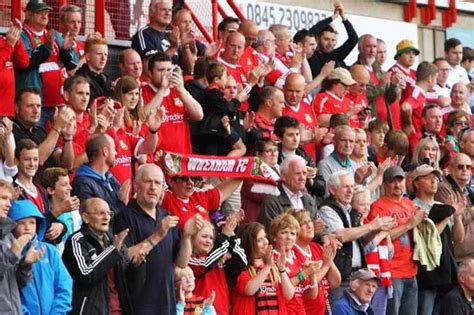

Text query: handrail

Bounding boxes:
[183,1,213,43]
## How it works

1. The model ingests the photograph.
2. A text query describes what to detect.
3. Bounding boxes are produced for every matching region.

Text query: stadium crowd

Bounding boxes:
[1,0,474,314]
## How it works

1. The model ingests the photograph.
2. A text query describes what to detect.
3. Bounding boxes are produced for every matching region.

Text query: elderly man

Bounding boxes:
[119,48,143,81]
[320,170,394,302]
[443,82,471,114]
[258,155,317,230]
[439,258,474,315]
[62,198,134,314]
[113,164,203,314]
[411,164,465,315]
[59,4,83,75]
[367,166,426,315]
[435,153,474,262]
[332,269,379,315]
[132,0,178,59]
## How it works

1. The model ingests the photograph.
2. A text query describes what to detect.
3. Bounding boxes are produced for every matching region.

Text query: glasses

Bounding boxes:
[455,120,469,127]
[455,164,471,170]
[262,148,278,154]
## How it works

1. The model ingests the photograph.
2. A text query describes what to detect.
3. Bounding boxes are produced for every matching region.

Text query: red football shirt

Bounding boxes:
[403,85,426,149]
[239,46,260,76]
[142,84,192,154]
[284,249,307,315]
[282,100,318,161]
[161,188,220,229]
[312,91,359,127]
[107,128,143,184]
[388,63,417,103]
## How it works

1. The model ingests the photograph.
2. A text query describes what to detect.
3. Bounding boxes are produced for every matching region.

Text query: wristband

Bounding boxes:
[278,267,287,274]
[309,282,318,289]
[63,138,72,142]
[297,271,305,283]
[146,238,155,248]
[52,127,61,135]
[149,128,158,134]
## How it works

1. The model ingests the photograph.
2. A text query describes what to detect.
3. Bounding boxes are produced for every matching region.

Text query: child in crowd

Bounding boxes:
[8,200,73,314]
[175,266,217,315]
[232,222,294,315]
[188,213,247,315]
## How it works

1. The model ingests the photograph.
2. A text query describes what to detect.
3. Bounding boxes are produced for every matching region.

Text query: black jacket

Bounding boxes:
[320,197,366,282]
[75,64,113,103]
[308,17,359,78]
[63,224,144,315]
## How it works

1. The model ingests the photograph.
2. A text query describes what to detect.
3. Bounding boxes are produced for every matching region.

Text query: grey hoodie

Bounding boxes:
[0,216,32,315]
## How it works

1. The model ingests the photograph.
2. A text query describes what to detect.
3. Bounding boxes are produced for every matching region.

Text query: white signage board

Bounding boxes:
[236,1,419,68]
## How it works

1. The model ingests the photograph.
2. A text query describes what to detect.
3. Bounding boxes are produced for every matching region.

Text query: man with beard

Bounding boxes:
[72,134,127,215]
[367,166,427,315]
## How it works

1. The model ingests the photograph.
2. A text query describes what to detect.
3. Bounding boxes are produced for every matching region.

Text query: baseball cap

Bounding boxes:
[328,68,356,86]
[411,164,441,181]
[382,166,405,182]
[26,0,52,12]
[351,268,379,282]
[394,39,420,60]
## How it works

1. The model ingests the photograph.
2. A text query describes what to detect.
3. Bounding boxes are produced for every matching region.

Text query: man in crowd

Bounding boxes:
[368,166,427,315]
[63,198,135,314]
[13,87,75,177]
[294,29,317,59]
[444,82,471,114]
[113,163,204,314]
[75,35,113,102]
[332,269,379,315]
[17,0,76,126]
[439,258,474,315]
[217,31,248,88]
[308,1,358,77]
[436,153,474,262]
[132,0,178,60]
[400,61,438,149]
[259,154,317,230]
[238,19,260,74]
[320,170,394,302]
[445,38,470,87]
[433,58,452,98]
[142,52,203,154]
[59,4,84,75]
[119,48,143,83]
[411,164,465,315]
[72,134,126,215]
[374,38,387,71]
[421,104,443,139]
[388,39,419,102]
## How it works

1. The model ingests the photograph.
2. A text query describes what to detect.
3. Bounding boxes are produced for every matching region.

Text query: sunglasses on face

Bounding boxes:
[455,164,471,170]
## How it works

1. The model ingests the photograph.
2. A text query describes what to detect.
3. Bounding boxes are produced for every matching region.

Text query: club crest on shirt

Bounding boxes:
[195,204,206,213]
[174,97,183,107]
[119,140,128,150]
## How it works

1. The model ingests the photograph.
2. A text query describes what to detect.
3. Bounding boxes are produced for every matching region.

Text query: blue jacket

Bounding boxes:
[8,200,72,315]
[72,164,123,214]
[332,290,375,315]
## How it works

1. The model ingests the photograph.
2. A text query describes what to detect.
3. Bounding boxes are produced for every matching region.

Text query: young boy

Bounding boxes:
[367,119,389,151]
[195,63,248,156]
[0,180,39,315]
[175,266,216,315]
[8,200,73,314]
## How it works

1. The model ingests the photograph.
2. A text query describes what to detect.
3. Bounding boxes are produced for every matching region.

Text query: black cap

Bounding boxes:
[26,0,52,12]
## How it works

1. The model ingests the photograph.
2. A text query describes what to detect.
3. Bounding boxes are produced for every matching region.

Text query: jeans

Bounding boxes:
[371,285,388,315]
[418,288,437,315]
[387,277,418,315]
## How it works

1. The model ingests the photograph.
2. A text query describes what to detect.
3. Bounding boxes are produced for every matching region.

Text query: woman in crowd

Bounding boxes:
[269,212,320,315]
[241,138,280,224]
[188,215,247,315]
[233,222,294,315]
[410,136,441,170]
[290,209,341,315]
[445,110,470,153]
[114,75,148,137]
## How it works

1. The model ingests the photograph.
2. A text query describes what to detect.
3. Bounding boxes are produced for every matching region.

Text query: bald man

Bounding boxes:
[238,20,260,74]
[282,73,327,161]
[218,32,247,85]
[114,163,203,314]
[355,34,402,129]
[446,82,471,114]
[119,48,143,80]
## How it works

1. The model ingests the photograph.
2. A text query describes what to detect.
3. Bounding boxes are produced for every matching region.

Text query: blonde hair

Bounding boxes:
[269,212,300,241]
[174,266,194,280]
[191,220,215,254]
[351,185,370,208]
[411,136,440,169]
